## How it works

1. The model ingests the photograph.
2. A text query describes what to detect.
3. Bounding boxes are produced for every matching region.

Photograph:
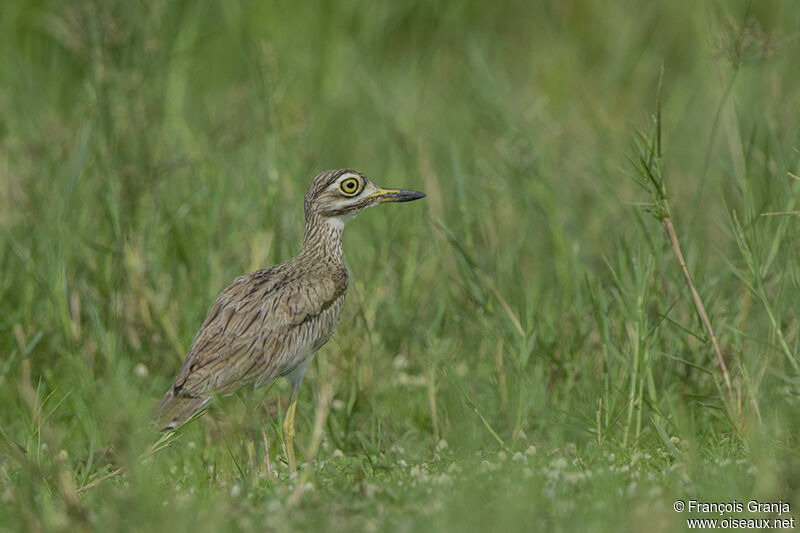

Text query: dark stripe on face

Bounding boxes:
[321,196,380,217]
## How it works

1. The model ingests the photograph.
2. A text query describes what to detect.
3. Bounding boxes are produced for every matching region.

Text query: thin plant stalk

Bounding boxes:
[630,73,736,413]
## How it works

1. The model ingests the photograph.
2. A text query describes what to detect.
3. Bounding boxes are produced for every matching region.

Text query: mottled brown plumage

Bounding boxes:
[152,168,425,472]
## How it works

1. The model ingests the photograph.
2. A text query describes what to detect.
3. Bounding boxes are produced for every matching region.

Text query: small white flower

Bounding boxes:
[435,473,453,486]
[267,500,282,513]
[134,363,149,378]
[392,354,409,370]
[563,472,579,484]
[230,484,241,497]
[525,445,537,457]
[512,452,526,463]
[410,464,429,478]
[480,460,498,473]
[363,483,379,497]
[390,444,405,454]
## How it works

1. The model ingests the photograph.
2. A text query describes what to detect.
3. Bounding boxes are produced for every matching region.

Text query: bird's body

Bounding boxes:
[152,169,425,472]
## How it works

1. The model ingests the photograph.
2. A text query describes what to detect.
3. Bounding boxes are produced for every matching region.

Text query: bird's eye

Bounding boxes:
[339,177,361,196]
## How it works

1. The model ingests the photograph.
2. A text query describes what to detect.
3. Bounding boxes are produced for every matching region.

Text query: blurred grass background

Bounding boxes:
[1,0,799,531]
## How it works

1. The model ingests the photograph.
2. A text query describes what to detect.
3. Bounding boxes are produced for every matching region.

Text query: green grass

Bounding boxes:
[1,0,800,531]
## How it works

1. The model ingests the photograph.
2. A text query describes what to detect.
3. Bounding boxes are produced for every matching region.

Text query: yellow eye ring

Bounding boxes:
[339,177,361,196]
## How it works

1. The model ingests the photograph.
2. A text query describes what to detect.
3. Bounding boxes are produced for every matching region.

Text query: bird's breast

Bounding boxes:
[255,289,346,386]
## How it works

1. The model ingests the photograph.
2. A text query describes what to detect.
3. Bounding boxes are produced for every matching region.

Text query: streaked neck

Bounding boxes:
[302,212,345,264]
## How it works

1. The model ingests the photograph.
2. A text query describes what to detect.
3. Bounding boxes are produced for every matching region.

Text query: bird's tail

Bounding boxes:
[151,388,210,431]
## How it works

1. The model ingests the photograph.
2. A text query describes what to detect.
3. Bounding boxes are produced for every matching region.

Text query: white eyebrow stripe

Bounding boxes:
[327,173,362,191]
[337,173,360,182]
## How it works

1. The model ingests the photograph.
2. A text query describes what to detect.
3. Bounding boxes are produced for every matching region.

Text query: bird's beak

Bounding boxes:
[371,187,427,203]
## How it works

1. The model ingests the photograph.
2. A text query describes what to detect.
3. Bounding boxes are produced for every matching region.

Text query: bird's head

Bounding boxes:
[304,169,426,227]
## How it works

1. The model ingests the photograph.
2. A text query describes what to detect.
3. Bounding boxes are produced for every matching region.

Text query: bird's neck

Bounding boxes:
[301,211,346,264]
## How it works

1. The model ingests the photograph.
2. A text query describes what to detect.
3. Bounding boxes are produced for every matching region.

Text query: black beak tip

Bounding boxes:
[404,190,426,202]
[393,189,426,202]
[379,188,426,203]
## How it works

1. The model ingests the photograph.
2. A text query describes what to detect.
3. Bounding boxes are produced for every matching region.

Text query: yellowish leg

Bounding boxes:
[282,387,300,475]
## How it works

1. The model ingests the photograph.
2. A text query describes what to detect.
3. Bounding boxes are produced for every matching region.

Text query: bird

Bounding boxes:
[152,168,425,474]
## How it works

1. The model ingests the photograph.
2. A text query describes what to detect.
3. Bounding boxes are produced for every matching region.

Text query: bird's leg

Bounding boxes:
[281,359,311,476]
[282,385,300,475]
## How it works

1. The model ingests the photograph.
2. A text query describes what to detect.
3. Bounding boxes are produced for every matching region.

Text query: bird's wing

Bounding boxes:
[171,265,347,396]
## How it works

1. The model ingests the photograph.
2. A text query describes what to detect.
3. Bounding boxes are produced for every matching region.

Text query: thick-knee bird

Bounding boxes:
[152,169,425,473]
